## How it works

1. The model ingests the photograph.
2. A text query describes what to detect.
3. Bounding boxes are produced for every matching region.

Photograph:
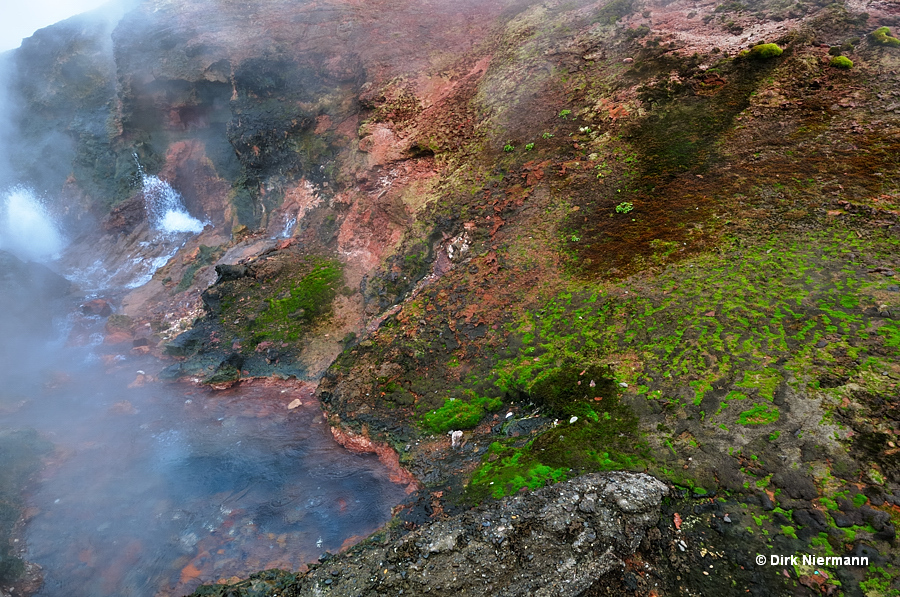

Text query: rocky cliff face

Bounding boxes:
[5,0,900,594]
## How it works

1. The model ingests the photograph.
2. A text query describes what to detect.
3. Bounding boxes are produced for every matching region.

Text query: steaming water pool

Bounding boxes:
[0,177,409,595]
[1,339,408,597]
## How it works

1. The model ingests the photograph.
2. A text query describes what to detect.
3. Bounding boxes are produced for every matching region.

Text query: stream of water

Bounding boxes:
[0,185,409,596]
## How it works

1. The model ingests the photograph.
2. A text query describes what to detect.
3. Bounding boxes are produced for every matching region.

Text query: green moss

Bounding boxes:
[738,403,780,425]
[829,56,854,69]
[595,0,634,25]
[809,532,837,557]
[467,381,648,500]
[528,364,618,418]
[853,492,868,508]
[860,565,898,596]
[422,399,482,433]
[421,394,502,434]
[250,259,343,343]
[736,370,780,401]
[470,443,569,498]
[745,44,783,59]
[871,26,900,47]
[781,525,797,539]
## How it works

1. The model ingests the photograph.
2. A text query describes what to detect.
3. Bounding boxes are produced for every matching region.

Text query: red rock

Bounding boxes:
[330,426,419,493]
[102,196,145,234]
[276,237,296,250]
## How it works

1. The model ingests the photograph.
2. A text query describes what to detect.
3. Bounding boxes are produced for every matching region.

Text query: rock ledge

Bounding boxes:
[292,472,667,596]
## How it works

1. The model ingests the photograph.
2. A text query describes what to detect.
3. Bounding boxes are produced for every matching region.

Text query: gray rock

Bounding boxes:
[286,472,667,596]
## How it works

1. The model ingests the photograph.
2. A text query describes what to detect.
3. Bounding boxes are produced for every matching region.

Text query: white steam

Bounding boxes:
[0,185,64,261]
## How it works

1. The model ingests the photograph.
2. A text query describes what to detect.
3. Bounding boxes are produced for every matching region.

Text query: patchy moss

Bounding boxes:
[175,245,224,293]
[420,393,503,434]
[528,364,618,418]
[466,369,648,501]
[744,43,783,59]
[871,26,900,47]
[829,55,853,69]
[250,259,343,343]
[738,403,780,425]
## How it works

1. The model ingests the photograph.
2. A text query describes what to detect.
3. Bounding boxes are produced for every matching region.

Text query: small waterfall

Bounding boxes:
[281,215,297,238]
[135,156,205,234]
[0,185,65,261]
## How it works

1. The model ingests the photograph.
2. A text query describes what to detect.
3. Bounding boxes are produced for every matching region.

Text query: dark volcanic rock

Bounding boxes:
[191,472,668,596]
[772,469,818,500]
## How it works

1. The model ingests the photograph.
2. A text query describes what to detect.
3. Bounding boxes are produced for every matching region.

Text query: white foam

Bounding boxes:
[281,216,297,238]
[140,173,205,234]
[159,208,204,234]
[0,186,65,261]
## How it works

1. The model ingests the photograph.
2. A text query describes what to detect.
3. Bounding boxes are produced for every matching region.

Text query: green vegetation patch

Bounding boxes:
[738,403,780,425]
[249,258,343,344]
[745,43,783,59]
[871,26,900,47]
[829,56,854,69]
[528,364,618,418]
[189,569,304,596]
[736,370,781,401]
[0,429,52,584]
[421,393,503,434]
[176,245,225,293]
[467,366,648,500]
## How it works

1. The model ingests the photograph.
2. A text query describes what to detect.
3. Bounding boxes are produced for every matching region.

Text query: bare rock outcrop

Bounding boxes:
[285,472,667,596]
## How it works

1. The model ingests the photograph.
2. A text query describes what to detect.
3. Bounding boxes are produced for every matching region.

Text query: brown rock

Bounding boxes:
[81,299,113,317]
[104,331,133,344]
[102,196,146,234]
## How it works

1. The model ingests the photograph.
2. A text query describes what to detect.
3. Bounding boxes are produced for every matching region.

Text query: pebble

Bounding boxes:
[723,514,731,523]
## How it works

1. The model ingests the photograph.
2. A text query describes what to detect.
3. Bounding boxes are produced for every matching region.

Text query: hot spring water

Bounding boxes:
[0,178,409,596]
